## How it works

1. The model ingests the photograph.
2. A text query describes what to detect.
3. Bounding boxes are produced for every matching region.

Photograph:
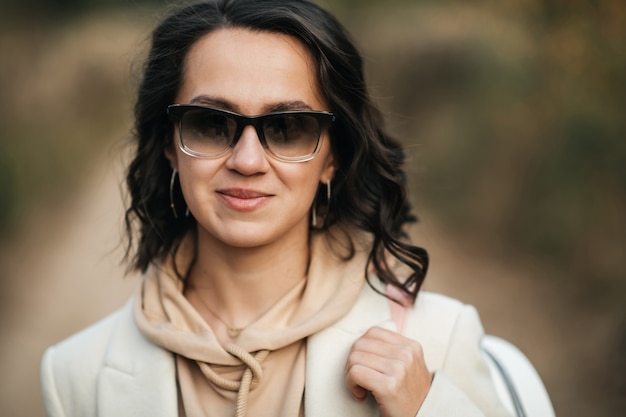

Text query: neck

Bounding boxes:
[185,226,310,329]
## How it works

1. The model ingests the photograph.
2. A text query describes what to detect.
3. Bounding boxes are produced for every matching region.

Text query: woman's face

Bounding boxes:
[166,28,336,250]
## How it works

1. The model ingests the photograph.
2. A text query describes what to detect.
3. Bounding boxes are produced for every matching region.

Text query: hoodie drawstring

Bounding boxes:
[198,344,270,417]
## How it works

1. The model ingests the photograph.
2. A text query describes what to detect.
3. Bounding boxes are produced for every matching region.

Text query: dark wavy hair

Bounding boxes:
[125,0,428,301]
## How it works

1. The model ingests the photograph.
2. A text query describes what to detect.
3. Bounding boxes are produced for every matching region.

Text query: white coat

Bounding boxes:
[41,281,510,416]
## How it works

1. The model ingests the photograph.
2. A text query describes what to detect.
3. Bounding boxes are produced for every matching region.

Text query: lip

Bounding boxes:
[216,188,273,212]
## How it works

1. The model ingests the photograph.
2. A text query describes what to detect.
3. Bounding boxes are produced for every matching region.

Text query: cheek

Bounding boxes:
[279,164,325,202]
[176,159,218,202]
[285,148,335,199]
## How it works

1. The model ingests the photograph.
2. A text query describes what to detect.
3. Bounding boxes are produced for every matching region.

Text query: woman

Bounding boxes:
[41,1,512,416]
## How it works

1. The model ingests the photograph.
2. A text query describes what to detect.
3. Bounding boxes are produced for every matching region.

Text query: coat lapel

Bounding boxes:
[96,299,178,417]
[305,281,396,417]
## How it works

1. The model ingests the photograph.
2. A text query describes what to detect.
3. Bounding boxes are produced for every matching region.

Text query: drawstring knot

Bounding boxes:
[198,344,269,417]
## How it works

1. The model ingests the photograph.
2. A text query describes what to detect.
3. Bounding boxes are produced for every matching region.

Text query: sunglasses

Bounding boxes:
[167,104,335,162]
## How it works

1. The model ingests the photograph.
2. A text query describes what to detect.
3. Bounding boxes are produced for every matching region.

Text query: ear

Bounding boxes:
[164,142,178,171]
[320,152,337,184]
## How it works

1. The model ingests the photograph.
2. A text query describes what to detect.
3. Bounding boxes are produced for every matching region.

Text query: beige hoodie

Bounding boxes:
[134,229,370,417]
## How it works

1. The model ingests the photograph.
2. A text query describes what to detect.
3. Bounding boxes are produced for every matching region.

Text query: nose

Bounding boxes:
[225,125,270,175]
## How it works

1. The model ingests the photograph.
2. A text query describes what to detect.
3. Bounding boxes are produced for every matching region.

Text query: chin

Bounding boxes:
[202,219,309,251]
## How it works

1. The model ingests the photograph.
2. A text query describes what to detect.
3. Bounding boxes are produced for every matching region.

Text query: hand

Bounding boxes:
[345,326,433,417]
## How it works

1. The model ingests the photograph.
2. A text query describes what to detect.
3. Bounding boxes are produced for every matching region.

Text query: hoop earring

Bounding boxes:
[170,169,179,219]
[323,180,332,226]
[311,180,331,229]
[326,180,332,203]
[311,203,317,228]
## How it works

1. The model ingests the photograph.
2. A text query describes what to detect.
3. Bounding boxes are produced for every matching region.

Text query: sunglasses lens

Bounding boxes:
[263,114,321,158]
[180,108,236,155]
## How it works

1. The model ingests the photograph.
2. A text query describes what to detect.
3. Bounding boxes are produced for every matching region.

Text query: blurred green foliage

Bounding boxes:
[0,0,624,299]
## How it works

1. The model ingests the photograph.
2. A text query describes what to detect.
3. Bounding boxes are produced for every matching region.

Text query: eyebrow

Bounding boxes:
[266,101,314,113]
[189,95,315,114]
[189,95,234,110]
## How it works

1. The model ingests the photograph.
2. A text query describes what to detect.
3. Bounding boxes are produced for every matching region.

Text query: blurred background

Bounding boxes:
[0,0,624,416]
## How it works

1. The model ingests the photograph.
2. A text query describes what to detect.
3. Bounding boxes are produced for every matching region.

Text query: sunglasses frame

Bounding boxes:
[167,104,335,162]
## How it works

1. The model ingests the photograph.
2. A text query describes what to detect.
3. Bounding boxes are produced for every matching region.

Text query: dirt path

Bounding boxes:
[0,150,619,416]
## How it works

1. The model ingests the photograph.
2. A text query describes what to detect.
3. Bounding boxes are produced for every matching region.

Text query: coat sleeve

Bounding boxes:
[416,305,512,417]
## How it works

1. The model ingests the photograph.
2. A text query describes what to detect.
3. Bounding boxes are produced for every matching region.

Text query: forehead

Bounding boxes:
[176,28,326,113]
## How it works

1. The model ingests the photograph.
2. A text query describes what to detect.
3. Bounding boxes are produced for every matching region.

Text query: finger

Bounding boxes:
[349,384,368,402]
[362,326,410,345]
[345,362,389,401]
[346,362,408,407]
[351,330,426,368]
[351,327,414,357]
[346,350,406,377]
[346,356,431,417]
[350,334,395,356]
